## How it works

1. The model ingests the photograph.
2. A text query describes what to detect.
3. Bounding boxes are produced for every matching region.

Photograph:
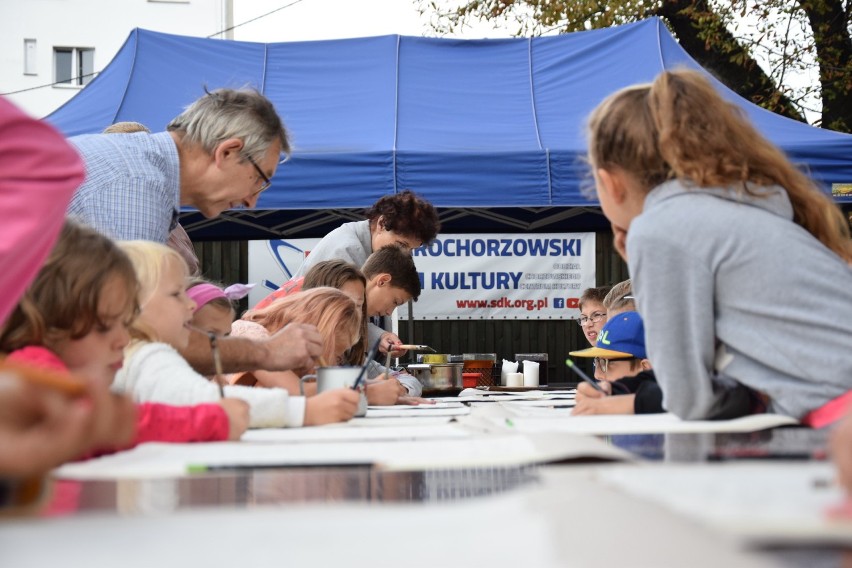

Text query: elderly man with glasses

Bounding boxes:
[67,87,286,244]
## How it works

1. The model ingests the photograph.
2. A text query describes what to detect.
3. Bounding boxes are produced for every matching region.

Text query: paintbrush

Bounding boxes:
[187,325,226,398]
[395,344,435,352]
[382,343,435,375]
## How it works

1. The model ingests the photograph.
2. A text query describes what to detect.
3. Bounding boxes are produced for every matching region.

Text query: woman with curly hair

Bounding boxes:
[294,189,440,354]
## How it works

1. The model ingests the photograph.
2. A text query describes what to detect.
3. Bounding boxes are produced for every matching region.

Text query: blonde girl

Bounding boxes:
[587,68,852,425]
[230,287,361,391]
[249,261,421,403]
[115,241,359,427]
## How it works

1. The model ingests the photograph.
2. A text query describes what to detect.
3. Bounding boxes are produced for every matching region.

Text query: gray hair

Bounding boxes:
[103,121,150,134]
[167,88,290,161]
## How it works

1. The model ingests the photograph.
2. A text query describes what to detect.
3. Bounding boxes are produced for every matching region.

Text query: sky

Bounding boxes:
[231,0,508,42]
[230,0,819,124]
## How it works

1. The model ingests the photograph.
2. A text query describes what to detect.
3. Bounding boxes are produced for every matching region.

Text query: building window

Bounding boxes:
[24,39,37,75]
[54,47,94,87]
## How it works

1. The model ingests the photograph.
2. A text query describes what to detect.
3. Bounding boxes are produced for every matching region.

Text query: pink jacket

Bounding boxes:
[7,346,230,451]
[0,98,86,324]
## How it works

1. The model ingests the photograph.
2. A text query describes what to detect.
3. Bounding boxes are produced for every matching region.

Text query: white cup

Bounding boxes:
[501,359,519,386]
[300,366,367,417]
[522,360,540,387]
[505,372,524,388]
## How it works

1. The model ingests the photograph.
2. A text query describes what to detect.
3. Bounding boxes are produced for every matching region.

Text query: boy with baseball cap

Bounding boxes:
[569,311,662,415]
[570,311,759,418]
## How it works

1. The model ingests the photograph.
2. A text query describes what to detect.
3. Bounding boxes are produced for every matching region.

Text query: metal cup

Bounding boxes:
[300,366,367,417]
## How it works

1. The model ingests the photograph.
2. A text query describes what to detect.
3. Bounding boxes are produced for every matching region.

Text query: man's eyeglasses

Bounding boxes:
[577,311,607,327]
[245,154,272,195]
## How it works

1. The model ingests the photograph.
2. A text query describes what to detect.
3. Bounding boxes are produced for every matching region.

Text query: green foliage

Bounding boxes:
[418,0,852,132]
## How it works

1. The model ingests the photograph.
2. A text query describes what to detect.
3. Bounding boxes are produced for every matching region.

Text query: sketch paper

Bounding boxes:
[366,401,465,410]
[443,390,575,402]
[242,422,469,443]
[472,407,798,434]
[500,399,577,409]
[365,405,470,418]
[597,462,851,545]
[55,429,629,480]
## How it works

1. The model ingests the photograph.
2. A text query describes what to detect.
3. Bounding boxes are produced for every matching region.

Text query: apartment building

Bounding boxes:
[0,0,232,117]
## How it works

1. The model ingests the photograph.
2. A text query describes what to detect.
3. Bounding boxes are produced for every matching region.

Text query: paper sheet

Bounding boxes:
[55,429,630,480]
[459,388,576,397]
[442,389,575,402]
[367,401,465,410]
[365,405,471,418]
[502,399,577,407]
[597,462,852,545]
[471,406,799,434]
[242,422,469,443]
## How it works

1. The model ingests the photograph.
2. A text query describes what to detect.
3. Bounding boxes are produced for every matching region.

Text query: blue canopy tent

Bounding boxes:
[46,18,852,239]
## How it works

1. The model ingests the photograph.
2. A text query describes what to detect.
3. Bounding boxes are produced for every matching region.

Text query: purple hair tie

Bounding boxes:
[223,283,255,300]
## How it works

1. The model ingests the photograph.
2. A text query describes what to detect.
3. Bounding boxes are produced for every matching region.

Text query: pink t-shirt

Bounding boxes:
[252,277,304,311]
[0,97,85,323]
[7,346,230,449]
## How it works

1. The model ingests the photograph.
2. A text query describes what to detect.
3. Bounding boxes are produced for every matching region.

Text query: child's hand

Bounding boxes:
[304,388,360,425]
[378,332,405,356]
[218,398,250,440]
[572,396,605,415]
[573,394,635,416]
[576,381,611,399]
[366,377,406,405]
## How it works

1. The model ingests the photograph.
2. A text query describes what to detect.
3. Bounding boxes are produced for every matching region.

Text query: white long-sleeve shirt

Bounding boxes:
[114,341,306,428]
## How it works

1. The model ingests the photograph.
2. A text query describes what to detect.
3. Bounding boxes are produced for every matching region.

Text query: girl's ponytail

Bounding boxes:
[589,69,851,263]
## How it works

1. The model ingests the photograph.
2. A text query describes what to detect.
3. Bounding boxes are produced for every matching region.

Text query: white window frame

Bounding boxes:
[24,39,37,75]
[53,46,95,89]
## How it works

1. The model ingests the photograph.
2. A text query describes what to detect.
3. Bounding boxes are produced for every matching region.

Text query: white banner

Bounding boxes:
[400,233,596,320]
[247,238,320,309]
[247,233,596,320]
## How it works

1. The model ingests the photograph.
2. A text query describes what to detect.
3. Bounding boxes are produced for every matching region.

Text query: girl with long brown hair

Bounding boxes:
[586,69,852,425]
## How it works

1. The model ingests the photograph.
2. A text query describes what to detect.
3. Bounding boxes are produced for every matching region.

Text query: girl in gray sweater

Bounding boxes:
[584,69,852,425]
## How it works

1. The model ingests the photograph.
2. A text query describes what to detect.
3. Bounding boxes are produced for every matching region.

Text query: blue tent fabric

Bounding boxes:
[47,18,852,209]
